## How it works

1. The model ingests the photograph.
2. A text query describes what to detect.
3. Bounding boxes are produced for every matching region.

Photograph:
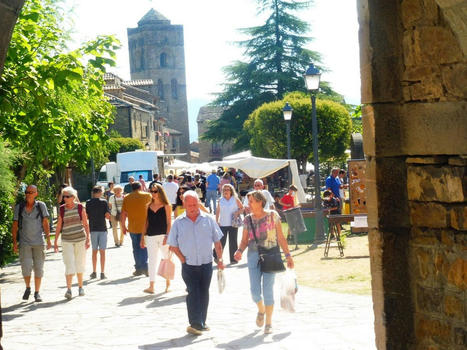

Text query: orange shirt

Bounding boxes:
[121,191,152,233]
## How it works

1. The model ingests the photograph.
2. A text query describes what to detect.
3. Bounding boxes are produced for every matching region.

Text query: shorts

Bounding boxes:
[90,231,108,250]
[19,245,45,277]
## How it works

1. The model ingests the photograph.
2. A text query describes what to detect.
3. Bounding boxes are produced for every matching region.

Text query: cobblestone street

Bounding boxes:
[1,228,376,350]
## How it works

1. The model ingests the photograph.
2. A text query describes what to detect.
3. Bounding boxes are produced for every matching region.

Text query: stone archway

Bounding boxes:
[358,0,466,348]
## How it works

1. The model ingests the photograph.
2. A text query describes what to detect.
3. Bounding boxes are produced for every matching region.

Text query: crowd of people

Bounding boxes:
[11,166,349,336]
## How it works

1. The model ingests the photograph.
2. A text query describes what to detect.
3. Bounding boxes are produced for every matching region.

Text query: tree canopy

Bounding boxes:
[203,0,344,149]
[245,91,351,170]
[0,0,120,185]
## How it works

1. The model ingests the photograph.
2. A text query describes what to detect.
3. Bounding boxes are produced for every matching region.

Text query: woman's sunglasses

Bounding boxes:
[63,195,73,198]
[150,190,158,193]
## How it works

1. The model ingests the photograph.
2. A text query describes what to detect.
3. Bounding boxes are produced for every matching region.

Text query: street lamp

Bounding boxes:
[283,101,293,187]
[304,63,325,243]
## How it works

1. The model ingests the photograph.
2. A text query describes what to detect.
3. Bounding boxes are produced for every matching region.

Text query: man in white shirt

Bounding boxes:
[243,179,275,213]
[163,175,179,210]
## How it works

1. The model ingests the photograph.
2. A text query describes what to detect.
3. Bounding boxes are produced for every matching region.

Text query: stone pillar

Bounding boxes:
[358,0,467,348]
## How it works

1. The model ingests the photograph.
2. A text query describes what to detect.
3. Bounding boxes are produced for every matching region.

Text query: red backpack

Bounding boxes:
[59,203,83,221]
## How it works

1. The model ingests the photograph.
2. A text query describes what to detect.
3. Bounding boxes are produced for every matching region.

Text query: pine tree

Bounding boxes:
[203,0,342,149]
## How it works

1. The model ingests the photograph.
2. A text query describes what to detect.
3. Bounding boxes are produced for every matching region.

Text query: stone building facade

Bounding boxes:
[104,73,165,151]
[197,105,234,162]
[358,0,466,349]
[127,9,190,160]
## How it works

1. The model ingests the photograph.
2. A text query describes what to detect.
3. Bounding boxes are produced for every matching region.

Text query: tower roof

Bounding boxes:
[138,9,170,26]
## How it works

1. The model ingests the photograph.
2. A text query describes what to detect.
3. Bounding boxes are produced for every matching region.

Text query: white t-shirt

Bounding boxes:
[163,181,179,204]
[243,189,275,209]
[218,196,239,227]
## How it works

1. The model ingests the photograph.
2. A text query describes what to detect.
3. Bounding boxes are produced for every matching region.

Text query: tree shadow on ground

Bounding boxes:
[146,294,185,308]
[0,272,23,284]
[216,330,291,349]
[2,313,23,322]
[139,334,210,349]
[118,295,154,306]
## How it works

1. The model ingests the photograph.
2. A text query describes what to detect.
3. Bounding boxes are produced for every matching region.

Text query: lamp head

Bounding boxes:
[304,64,321,91]
[282,102,293,121]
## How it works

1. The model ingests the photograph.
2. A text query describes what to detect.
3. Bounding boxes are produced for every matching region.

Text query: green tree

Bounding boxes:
[0,139,17,266]
[245,91,351,171]
[0,0,120,187]
[203,0,344,149]
[107,137,144,162]
[350,104,363,134]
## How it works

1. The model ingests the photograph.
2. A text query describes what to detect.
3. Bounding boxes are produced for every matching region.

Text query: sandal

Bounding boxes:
[256,312,265,327]
[143,288,154,294]
[264,324,273,334]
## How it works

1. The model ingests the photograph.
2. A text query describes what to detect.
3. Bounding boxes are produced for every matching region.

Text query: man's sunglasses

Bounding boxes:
[25,191,36,194]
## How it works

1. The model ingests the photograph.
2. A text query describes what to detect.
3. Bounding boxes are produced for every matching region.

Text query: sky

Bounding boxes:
[67,0,361,142]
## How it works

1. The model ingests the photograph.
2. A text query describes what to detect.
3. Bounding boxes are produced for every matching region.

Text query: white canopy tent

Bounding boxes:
[211,152,307,203]
[164,151,307,203]
[164,159,193,171]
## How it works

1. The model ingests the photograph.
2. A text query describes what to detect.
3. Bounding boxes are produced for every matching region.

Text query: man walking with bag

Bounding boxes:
[121,182,152,276]
[168,190,224,335]
[11,185,51,302]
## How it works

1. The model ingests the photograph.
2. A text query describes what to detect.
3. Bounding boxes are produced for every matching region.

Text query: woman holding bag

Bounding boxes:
[214,184,243,265]
[234,190,294,334]
[141,183,173,294]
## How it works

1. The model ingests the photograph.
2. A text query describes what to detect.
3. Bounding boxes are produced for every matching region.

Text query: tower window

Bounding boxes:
[157,79,164,100]
[171,79,178,99]
[160,53,168,67]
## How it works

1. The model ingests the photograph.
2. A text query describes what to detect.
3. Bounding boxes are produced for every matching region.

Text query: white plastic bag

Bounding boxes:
[217,269,226,294]
[280,269,298,312]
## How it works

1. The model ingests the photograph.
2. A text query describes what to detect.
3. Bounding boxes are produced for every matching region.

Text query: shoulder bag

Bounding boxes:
[113,196,121,221]
[249,214,285,273]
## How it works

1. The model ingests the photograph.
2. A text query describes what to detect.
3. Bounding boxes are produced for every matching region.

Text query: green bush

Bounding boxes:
[0,140,16,267]
[107,137,143,161]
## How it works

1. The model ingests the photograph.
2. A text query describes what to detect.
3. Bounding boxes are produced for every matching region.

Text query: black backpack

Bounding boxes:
[17,201,45,242]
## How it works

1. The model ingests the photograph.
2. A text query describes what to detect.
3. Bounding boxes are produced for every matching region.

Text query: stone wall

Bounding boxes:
[408,156,466,349]
[358,0,466,348]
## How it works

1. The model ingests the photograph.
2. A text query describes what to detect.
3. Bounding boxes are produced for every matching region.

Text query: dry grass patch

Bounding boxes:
[291,234,372,295]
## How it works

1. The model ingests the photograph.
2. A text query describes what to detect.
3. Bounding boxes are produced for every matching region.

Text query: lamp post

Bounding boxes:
[304,63,326,243]
[283,102,293,185]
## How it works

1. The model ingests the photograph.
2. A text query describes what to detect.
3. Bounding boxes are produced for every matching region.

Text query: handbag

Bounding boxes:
[157,252,175,280]
[113,196,121,221]
[249,215,285,273]
[231,212,243,228]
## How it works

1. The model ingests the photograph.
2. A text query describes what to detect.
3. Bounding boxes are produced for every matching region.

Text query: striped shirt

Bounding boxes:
[61,204,85,243]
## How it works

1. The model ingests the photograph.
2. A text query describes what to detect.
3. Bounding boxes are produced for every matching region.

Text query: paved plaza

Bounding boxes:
[1,228,376,350]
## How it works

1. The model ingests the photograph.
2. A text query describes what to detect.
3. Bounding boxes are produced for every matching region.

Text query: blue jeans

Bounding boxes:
[181,263,213,328]
[130,233,148,271]
[205,190,218,213]
[247,249,275,306]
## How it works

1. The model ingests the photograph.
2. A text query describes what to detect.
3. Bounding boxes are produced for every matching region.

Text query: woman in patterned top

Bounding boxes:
[234,190,294,335]
[54,186,91,300]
